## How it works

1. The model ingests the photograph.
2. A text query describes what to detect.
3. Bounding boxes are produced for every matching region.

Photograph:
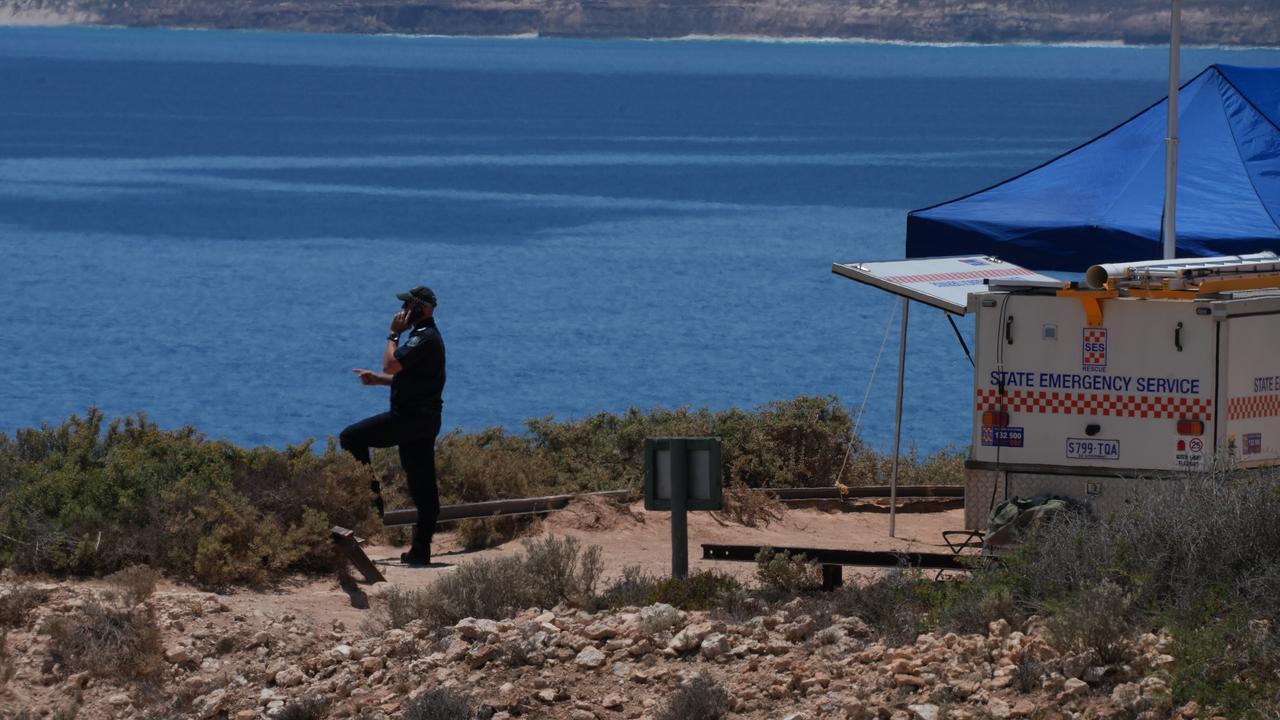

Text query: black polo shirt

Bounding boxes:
[391,319,445,415]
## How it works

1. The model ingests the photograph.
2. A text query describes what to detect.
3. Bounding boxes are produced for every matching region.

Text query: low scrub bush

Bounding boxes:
[714,484,783,528]
[657,674,730,720]
[597,565,661,609]
[755,548,823,600]
[831,568,937,645]
[0,397,951,586]
[0,630,12,686]
[1165,571,1280,718]
[404,687,472,720]
[275,695,330,720]
[928,469,1280,715]
[107,565,159,606]
[0,410,379,586]
[0,581,50,628]
[647,570,743,611]
[1044,579,1135,665]
[379,535,603,628]
[454,516,527,551]
[46,596,162,681]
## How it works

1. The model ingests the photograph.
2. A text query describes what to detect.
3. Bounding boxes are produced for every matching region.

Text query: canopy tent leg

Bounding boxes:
[1162,0,1180,260]
[890,298,909,538]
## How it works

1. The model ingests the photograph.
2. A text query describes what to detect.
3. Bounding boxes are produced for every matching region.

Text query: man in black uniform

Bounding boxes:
[340,286,446,566]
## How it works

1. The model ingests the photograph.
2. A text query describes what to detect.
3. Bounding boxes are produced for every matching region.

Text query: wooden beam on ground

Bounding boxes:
[382,489,634,528]
[331,526,385,583]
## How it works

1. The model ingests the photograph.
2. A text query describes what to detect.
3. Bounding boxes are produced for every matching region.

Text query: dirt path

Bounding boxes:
[232,501,968,629]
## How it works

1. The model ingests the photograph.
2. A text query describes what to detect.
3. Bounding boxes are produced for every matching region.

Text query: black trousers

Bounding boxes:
[339,410,441,548]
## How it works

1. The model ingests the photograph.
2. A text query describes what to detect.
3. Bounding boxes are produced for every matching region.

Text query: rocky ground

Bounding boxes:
[0,502,1216,719]
[1,575,1198,720]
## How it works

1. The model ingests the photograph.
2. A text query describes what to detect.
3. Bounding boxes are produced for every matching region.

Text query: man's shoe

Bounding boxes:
[400,549,431,567]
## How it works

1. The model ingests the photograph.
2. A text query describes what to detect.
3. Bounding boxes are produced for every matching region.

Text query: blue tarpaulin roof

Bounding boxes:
[906,65,1280,271]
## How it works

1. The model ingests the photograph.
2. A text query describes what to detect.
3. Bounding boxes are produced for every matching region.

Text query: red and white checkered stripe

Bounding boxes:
[1082,329,1106,366]
[1228,395,1280,420]
[883,268,1032,283]
[975,388,1213,419]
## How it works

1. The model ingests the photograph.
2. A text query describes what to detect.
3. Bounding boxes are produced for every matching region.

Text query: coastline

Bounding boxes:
[1,21,1277,51]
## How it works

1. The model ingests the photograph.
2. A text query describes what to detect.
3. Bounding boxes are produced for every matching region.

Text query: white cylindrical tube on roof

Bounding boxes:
[1085,252,1279,289]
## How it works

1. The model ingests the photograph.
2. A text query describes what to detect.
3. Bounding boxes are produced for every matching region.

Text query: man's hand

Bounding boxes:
[353,368,390,386]
[390,309,411,333]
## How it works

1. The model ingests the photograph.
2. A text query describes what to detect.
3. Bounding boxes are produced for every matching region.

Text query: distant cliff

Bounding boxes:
[2,0,1278,46]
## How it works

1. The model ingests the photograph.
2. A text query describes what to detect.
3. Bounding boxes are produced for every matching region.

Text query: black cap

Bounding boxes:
[396,286,437,306]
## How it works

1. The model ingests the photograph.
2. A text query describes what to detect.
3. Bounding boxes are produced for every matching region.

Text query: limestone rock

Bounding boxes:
[575,646,607,669]
[1060,677,1089,700]
[582,622,616,640]
[908,704,939,720]
[668,622,714,652]
[700,632,731,660]
[637,603,682,635]
[275,666,305,687]
[456,617,501,641]
[197,689,227,719]
[780,615,816,642]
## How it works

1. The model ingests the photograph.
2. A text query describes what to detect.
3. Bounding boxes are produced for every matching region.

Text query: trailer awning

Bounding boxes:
[831,255,1059,314]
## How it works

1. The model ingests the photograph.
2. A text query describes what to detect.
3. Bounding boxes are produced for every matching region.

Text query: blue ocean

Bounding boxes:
[2,28,1277,451]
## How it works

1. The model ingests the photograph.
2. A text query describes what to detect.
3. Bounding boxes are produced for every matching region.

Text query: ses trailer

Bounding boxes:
[834,252,1280,531]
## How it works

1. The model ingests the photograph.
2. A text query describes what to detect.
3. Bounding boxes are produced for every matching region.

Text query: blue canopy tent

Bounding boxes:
[906,65,1280,272]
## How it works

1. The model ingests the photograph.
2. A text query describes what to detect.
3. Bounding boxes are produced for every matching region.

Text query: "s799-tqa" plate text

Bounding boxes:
[1066,438,1119,460]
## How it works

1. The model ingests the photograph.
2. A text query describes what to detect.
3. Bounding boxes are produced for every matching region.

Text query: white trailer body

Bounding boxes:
[965,287,1280,529]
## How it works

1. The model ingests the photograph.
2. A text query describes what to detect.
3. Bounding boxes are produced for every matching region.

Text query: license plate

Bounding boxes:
[1066,438,1119,461]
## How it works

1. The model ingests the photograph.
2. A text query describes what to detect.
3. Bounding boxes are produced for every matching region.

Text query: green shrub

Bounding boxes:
[1167,586,1280,718]
[831,568,937,645]
[597,565,661,609]
[526,396,857,490]
[646,570,743,611]
[656,674,730,720]
[1044,579,1136,664]
[754,548,823,601]
[0,410,379,585]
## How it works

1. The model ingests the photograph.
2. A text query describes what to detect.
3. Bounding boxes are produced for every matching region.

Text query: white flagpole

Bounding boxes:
[1162,0,1181,260]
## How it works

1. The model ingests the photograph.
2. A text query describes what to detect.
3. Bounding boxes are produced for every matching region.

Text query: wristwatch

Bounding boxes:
[387,332,401,342]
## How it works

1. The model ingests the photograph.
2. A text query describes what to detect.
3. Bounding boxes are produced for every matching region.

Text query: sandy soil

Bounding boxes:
[242,500,969,630]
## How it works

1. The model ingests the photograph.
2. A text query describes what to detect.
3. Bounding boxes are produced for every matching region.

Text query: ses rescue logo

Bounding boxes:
[1082,328,1107,372]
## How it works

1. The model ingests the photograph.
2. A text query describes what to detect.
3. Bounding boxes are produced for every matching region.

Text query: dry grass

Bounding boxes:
[46,598,162,681]
[276,695,330,720]
[0,581,50,628]
[404,687,472,720]
[106,565,159,606]
[713,484,784,528]
[0,630,12,687]
[657,674,730,720]
[379,535,603,629]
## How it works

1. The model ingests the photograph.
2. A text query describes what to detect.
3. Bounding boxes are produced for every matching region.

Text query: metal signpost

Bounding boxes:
[644,437,723,579]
